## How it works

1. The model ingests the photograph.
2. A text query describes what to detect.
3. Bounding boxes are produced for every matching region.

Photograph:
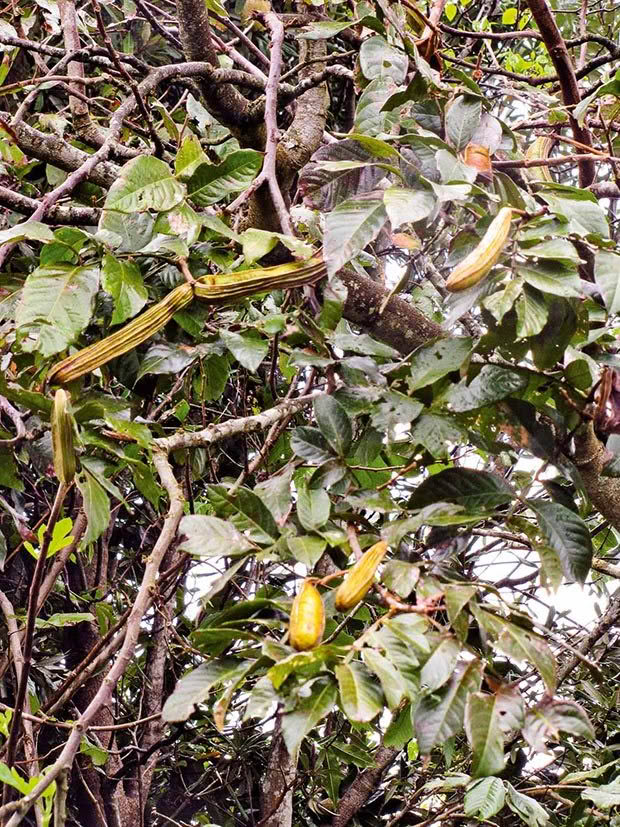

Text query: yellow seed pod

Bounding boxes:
[289,580,325,651]
[525,136,554,183]
[335,541,389,612]
[445,207,514,293]
[51,389,76,484]
[47,282,195,385]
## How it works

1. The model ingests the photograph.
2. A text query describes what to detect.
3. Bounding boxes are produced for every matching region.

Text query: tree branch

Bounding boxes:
[525,0,596,187]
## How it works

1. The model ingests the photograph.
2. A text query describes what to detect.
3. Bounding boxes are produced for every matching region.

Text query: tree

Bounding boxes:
[1,0,620,824]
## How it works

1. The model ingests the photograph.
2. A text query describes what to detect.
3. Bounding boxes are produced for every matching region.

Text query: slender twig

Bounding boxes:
[134,0,183,50]
[91,0,165,157]
[0,450,184,827]
[5,483,70,768]
[226,12,292,234]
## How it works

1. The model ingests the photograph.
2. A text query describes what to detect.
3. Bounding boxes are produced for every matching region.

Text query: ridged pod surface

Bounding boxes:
[445,207,513,293]
[525,136,554,183]
[51,389,76,484]
[289,580,325,651]
[48,282,195,385]
[335,540,389,611]
[48,258,327,385]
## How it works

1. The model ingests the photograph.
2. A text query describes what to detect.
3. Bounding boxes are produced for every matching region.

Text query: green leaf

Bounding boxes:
[371,391,423,432]
[178,515,253,557]
[581,780,620,810]
[104,416,152,448]
[383,186,436,230]
[410,414,464,458]
[103,156,185,213]
[101,253,148,325]
[281,678,337,761]
[175,134,208,180]
[409,468,513,512]
[517,259,582,298]
[464,777,505,820]
[188,151,262,206]
[362,649,406,710]
[384,702,414,748]
[299,20,359,39]
[523,697,594,751]
[76,468,111,546]
[219,330,268,372]
[255,466,293,524]
[290,427,334,464]
[445,95,482,151]
[287,535,327,567]
[414,660,483,754]
[135,342,198,379]
[384,614,430,653]
[244,676,279,721]
[408,337,473,390]
[0,221,55,245]
[359,36,408,83]
[381,560,419,598]
[465,693,506,778]
[529,499,592,585]
[505,782,549,826]
[268,647,339,690]
[38,612,94,628]
[448,366,528,413]
[16,264,99,356]
[240,228,313,265]
[324,198,388,277]
[208,485,279,542]
[335,662,384,722]
[420,636,461,691]
[594,251,620,314]
[314,395,352,457]
[354,77,400,137]
[80,737,108,767]
[162,659,251,721]
[297,484,330,532]
[474,607,557,692]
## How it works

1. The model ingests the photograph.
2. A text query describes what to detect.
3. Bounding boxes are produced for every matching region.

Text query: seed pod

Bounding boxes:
[193,257,326,303]
[48,258,327,386]
[335,540,389,612]
[289,580,325,651]
[51,389,76,484]
[48,282,195,385]
[445,207,513,293]
[525,136,554,183]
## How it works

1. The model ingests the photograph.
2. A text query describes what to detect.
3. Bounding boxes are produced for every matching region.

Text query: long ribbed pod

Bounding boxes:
[445,207,513,293]
[48,258,327,385]
[48,282,195,385]
[193,257,327,302]
[524,136,554,183]
[51,388,76,484]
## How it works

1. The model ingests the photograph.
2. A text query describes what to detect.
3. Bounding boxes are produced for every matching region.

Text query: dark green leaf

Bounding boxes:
[529,499,592,584]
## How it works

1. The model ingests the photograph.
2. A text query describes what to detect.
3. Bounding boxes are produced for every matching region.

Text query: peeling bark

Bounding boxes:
[572,422,620,532]
[259,719,296,827]
[331,746,399,827]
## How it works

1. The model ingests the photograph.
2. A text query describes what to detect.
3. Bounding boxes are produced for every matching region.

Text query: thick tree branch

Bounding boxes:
[0,185,101,224]
[332,745,399,827]
[572,422,620,533]
[175,0,252,127]
[525,0,595,187]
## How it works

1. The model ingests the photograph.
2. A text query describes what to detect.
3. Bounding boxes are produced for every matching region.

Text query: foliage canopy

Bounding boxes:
[1,0,620,825]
